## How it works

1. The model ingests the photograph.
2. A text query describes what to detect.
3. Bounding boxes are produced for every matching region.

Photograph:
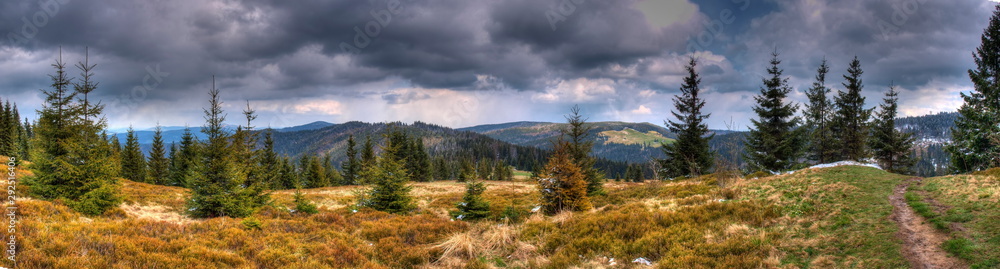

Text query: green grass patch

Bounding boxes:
[742,166,910,268]
[598,128,674,147]
[922,174,1000,267]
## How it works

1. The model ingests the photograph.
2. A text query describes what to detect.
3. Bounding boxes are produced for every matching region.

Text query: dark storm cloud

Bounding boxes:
[0,0,704,103]
[729,0,993,92]
[0,0,993,129]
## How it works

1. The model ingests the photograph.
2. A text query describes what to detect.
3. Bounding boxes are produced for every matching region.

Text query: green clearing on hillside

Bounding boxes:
[598,128,674,147]
[915,171,1000,268]
[742,166,911,268]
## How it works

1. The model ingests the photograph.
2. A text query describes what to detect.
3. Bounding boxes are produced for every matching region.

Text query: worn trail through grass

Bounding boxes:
[889,178,967,269]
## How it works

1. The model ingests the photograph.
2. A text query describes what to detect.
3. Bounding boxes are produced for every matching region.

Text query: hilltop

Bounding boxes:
[459,121,681,164]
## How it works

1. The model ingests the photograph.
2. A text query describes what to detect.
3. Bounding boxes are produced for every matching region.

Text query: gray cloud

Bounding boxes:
[0,0,993,129]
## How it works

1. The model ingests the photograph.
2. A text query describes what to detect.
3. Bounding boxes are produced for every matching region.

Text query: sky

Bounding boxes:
[0,0,995,131]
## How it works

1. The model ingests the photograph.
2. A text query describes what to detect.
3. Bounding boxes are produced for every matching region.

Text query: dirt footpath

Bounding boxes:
[888,178,967,269]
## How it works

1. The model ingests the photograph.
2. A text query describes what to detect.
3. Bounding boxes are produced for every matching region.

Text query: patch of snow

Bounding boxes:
[531,206,542,213]
[632,257,652,265]
[807,161,882,170]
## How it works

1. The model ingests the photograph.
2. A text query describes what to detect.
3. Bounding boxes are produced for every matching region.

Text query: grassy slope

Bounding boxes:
[10,161,990,268]
[597,128,674,148]
[915,171,1000,268]
[742,166,911,268]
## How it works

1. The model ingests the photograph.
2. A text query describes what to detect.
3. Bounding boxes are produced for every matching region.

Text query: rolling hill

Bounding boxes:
[267,121,630,176]
[459,121,678,164]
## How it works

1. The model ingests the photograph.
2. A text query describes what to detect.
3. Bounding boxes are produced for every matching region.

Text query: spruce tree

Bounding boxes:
[434,157,451,181]
[28,49,121,215]
[122,127,148,183]
[358,135,415,214]
[458,159,475,182]
[870,84,916,174]
[477,158,492,181]
[323,152,342,186]
[804,59,838,163]
[278,157,298,190]
[17,118,31,161]
[148,126,170,185]
[229,101,270,208]
[259,129,282,190]
[745,51,805,172]
[562,105,604,195]
[832,56,873,162]
[169,128,200,187]
[186,82,266,218]
[409,137,432,182]
[299,155,327,188]
[341,134,360,185]
[537,140,591,215]
[660,58,714,178]
[292,188,319,214]
[948,4,1000,172]
[0,100,13,157]
[452,178,490,221]
[361,135,376,168]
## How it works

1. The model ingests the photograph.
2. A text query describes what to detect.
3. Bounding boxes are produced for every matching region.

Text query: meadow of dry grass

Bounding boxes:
[4,160,998,268]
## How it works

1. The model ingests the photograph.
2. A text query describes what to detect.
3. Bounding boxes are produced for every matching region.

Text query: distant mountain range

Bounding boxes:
[114,111,959,177]
[109,121,336,145]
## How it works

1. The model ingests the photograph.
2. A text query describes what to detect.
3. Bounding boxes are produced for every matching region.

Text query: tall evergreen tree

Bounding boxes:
[232,101,270,208]
[358,134,415,214]
[745,51,805,172]
[341,134,360,185]
[122,127,148,183]
[28,49,121,215]
[948,5,1000,172]
[434,157,451,181]
[804,59,838,163]
[323,152,343,186]
[259,129,282,190]
[168,128,200,187]
[458,159,475,183]
[537,140,592,215]
[660,58,714,178]
[870,84,916,174]
[147,126,170,185]
[409,137,432,182]
[562,105,603,195]
[832,56,873,162]
[186,81,266,218]
[298,155,327,188]
[17,117,31,161]
[0,100,13,157]
[277,157,298,190]
[361,135,376,168]
[477,158,492,181]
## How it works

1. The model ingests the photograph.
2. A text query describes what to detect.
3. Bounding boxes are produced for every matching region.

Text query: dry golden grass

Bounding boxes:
[5,162,957,268]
